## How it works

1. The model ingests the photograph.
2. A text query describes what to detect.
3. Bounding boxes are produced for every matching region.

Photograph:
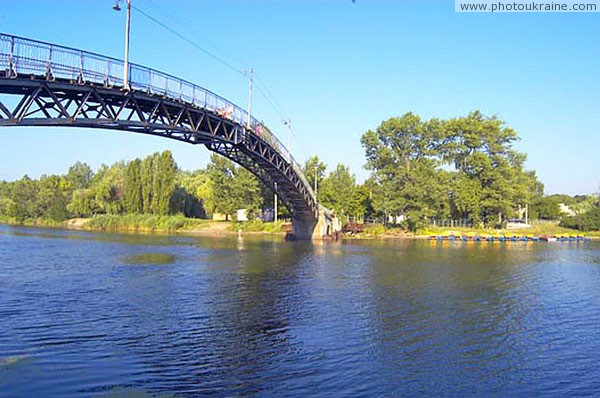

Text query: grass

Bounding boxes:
[84,214,287,235]
[350,220,600,239]
[0,216,65,228]
[85,214,210,232]
[1,213,288,235]
[419,222,600,238]
[230,219,286,233]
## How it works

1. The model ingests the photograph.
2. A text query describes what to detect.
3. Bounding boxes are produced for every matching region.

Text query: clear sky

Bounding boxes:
[1,0,598,195]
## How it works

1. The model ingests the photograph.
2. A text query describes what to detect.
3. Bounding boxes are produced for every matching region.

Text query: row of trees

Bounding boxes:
[359,111,543,229]
[1,110,597,231]
[0,151,271,223]
[302,111,598,231]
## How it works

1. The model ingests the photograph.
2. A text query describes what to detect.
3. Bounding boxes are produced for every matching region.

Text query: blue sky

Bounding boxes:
[1,0,598,194]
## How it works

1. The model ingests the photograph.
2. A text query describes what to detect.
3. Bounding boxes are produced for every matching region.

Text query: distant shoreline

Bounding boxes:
[1,216,598,240]
[0,216,287,237]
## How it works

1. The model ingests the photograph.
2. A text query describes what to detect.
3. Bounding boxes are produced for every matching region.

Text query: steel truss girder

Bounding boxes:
[0,77,318,219]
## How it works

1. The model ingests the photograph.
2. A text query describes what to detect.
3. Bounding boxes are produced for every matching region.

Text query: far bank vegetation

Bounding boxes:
[0,111,598,233]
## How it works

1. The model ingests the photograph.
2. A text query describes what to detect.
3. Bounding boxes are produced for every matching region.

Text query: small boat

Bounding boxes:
[540,235,557,242]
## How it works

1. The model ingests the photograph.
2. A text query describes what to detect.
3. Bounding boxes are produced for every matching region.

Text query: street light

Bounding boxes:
[283,118,292,162]
[246,67,253,129]
[113,0,131,91]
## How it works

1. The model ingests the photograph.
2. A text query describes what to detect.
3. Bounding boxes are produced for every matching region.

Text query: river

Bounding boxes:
[1,225,599,397]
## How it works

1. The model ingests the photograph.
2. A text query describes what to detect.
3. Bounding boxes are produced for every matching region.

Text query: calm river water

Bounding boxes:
[1,225,600,397]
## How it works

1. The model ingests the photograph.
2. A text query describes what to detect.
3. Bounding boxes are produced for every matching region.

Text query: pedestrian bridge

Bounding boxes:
[0,33,338,239]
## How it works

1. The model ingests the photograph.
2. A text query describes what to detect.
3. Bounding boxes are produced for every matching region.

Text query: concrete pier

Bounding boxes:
[291,206,342,240]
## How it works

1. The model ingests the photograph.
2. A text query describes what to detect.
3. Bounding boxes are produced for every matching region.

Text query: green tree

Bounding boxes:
[140,156,154,214]
[38,174,68,221]
[207,154,236,219]
[156,151,177,215]
[10,175,41,221]
[531,195,562,220]
[175,170,210,218]
[440,111,538,225]
[450,173,482,224]
[231,168,263,218]
[361,113,445,230]
[124,158,143,213]
[319,164,356,221]
[302,156,327,198]
[90,162,125,214]
[347,184,374,222]
[560,207,600,231]
[65,161,93,190]
[67,188,100,217]
[207,154,263,220]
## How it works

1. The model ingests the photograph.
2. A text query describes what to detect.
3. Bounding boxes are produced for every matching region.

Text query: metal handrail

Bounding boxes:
[0,32,316,201]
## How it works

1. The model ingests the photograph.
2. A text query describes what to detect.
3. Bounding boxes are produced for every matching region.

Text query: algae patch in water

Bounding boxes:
[122,253,177,266]
[0,355,32,370]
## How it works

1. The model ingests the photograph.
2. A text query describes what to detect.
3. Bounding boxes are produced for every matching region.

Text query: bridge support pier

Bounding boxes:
[291,206,342,240]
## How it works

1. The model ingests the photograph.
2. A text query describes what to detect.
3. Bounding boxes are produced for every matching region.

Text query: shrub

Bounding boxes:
[559,207,600,231]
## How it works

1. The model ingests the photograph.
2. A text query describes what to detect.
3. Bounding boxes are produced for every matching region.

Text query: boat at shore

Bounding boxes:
[429,234,588,242]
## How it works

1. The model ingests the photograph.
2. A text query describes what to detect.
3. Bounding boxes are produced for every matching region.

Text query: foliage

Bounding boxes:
[531,195,563,220]
[65,161,93,190]
[230,219,285,233]
[559,206,600,231]
[1,110,595,237]
[0,149,274,226]
[85,213,204,232]
[362,223,387,236]
[360,111,544,230]
[123,152,177,216]
[175,170,210,218]
[302,155,327,196]
[319,164,356,220]
[206,154,264,220]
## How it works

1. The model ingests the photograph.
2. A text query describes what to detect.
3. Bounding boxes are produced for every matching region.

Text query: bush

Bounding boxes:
[559,207,600,231]
[86,214,199,232]
[230,219,284,233]
[363,223,386,236]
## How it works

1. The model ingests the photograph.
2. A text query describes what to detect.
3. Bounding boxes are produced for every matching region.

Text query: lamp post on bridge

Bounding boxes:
[246,67,253,129]
[283,118,292,163]
[113,0,131,91]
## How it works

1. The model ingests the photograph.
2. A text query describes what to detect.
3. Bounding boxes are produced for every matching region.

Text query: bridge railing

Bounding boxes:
[0,33,316,202]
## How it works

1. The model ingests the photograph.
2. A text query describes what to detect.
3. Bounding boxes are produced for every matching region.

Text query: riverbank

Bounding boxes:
[1,215,598,240]
[343,222,600,240]
[0,214,288,236]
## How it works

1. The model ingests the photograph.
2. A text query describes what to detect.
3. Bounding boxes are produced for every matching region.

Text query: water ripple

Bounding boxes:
[1,226,600,396]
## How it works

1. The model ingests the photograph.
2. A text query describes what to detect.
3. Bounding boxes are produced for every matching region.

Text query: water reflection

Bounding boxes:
[122,253,177,266]
[1,225,600,396]
[201,241,316,394]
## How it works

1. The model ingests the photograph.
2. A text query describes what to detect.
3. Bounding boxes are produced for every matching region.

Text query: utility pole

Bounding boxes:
[113,0,131,91]
[274,182,278,223]
[314,166,318,200]
[246,67,253,129]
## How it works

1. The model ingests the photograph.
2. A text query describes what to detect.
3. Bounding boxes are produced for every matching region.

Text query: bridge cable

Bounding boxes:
[142,0,247,72]
[254,75,288,121]
[131,3,297,152]
[131,4,245,76]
